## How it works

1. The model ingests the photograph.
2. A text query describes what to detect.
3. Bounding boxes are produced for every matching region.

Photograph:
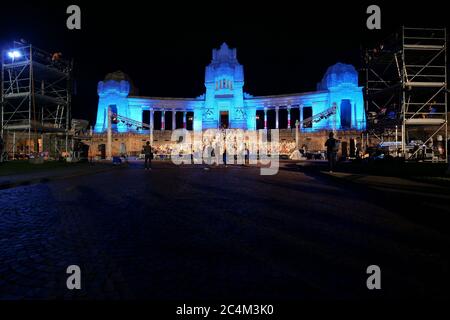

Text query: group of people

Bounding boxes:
[140,131,340,172]
[150,140,296,158]
[151,144,173,157]
[139,140,255,169]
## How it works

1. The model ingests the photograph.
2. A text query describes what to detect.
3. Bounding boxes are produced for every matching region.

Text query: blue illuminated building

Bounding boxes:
[94,43,366,133]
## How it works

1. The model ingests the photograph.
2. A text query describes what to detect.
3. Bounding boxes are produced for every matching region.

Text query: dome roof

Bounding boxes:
[317,63,358,90]
[103,70,137,95]
[104,70,132,82]
[325,63,357,75]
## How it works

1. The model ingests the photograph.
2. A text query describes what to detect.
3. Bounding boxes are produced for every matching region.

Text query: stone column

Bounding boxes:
[172,109,176,130]
[264,108,268,130]
[107,107,112,160]
[275,107,279,129]
[150,110,154,144]
[150,110,154,130]
[299,105,303,131]
[161,110,165,131]
[287,106,291,129]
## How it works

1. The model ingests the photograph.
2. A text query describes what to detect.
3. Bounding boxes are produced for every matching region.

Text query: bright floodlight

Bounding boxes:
[7,50,21,59]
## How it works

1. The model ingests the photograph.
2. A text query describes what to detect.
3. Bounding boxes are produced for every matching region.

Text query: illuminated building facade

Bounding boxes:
[94,43,366,133]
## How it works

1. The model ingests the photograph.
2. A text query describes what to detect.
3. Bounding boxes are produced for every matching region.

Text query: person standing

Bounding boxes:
[222,147,227,166]
[142,141,153,170]
[119,142,128,163]
[245,144,250,165]
[325,132,338,172]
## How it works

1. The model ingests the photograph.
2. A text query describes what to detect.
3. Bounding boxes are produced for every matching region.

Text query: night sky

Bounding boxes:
[0,1,448,124]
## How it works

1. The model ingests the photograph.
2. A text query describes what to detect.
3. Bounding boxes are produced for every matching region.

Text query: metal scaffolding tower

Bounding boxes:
[365,27,448,162]
[1,42,73,159]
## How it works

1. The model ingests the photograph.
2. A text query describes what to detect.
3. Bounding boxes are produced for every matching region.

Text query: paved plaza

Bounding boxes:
[0,162,449,299]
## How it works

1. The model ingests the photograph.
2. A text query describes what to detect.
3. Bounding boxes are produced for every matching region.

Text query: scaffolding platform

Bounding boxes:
[364,27,448,163]
[1,42,73,159]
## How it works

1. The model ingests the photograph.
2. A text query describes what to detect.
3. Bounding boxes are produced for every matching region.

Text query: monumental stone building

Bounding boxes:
[92,43,366,157]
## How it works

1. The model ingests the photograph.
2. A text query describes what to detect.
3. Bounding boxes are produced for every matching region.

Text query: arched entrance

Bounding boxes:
[220,111,229,129]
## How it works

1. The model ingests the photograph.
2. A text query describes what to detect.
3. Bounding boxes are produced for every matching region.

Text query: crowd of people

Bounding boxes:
[143,139,297,158]
[151,144,175,158]
[142,132,355,173]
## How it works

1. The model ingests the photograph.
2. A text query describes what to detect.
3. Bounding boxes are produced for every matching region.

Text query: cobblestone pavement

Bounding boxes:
[1,162,449,299]
[0,162,116,190]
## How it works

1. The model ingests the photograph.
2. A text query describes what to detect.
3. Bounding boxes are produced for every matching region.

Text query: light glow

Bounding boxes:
[7,50,21,59]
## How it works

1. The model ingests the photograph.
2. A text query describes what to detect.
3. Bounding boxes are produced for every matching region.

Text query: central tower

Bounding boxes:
[202,43,246,129]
